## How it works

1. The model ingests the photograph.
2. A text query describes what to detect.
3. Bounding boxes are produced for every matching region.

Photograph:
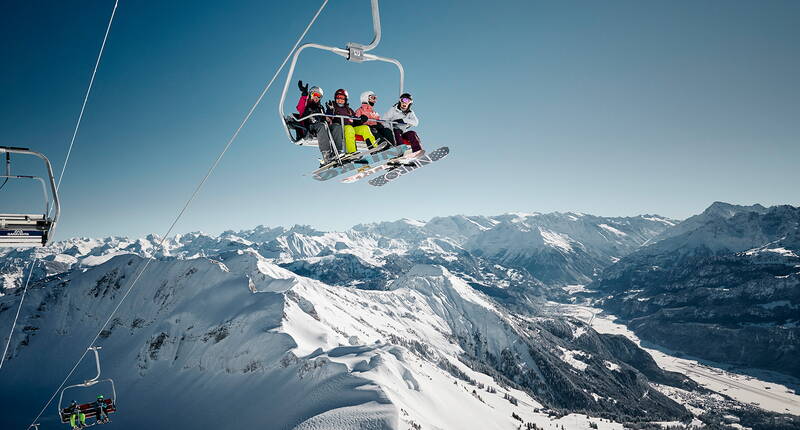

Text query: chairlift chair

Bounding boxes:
[0,146,60,247]
[279,0,406,153]
[58,347,117,424]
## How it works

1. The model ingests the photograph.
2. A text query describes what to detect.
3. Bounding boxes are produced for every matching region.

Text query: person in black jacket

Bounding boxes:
[325,89,372,154]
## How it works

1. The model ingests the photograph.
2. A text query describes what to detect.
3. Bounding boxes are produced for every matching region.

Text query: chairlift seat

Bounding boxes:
[0,213,51,247]
[283,117,372,150]
[60,399,116,423]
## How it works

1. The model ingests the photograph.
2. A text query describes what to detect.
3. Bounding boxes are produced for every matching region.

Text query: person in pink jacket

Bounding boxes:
[355,91,395,146]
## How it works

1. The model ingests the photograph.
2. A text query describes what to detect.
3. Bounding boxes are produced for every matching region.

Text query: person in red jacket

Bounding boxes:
[296,80,337,165]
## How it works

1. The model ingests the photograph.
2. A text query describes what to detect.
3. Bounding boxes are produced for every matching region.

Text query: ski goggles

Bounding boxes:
[310,91,322,98]
[400,97,412,103]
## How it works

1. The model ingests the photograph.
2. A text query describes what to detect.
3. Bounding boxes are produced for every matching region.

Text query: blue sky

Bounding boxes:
[1,0,798,239]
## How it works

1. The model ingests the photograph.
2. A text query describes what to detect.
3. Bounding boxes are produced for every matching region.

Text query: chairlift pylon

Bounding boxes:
[0,146,60,247]
[58,347,117,425]
[279,0,406,149]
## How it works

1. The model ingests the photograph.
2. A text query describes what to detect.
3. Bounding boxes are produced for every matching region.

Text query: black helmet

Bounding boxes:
[334,88,349,101]
[398,93,413,110]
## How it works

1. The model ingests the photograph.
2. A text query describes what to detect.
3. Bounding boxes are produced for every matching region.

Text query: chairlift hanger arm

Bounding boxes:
[361,0,382,52]
[88,346,103,383]
[278,0,405,143]
[57,347,116,415]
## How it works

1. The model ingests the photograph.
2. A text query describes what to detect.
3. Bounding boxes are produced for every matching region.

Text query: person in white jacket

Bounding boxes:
[383,93,422,153]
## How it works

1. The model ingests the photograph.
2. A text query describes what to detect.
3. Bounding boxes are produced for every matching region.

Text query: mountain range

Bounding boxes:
[1,205,798,429]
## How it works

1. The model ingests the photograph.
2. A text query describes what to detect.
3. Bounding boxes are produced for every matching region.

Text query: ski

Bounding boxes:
[310,145,407,181]
[340,163,388,184]
[367,146,449,186]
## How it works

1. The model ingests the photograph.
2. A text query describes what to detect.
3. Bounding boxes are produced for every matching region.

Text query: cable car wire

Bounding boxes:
[0,259,37,370]
[25,1,329,427]
[56,0,119,193]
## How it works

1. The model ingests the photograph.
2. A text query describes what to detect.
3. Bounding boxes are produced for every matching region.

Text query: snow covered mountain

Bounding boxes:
[2,251,691,429]
[592,203,800,378]
[1,212,677,307]
[0,211,700,429]
[5,209,796,429]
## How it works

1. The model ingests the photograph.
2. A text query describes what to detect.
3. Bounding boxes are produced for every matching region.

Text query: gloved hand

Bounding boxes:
[360,115,368,123]
[395,119,405,124]
[326,100,334,110]
[298,80,309,96]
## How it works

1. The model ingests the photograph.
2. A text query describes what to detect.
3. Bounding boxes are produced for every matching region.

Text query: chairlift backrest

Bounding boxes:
[0,146,60,247]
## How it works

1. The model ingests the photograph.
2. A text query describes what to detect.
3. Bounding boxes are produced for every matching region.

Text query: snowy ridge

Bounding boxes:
[1,252,675,429]
[1,226,696,429]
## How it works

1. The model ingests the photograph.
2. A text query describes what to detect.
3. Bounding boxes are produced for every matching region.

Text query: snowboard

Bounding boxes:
[367,146,449,186]
[310,144,407,181]
[340,149,426,184]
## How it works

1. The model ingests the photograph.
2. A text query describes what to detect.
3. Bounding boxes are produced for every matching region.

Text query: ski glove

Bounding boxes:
[298,80,309,96]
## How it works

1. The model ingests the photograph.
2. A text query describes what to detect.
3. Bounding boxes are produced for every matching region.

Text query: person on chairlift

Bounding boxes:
[68,400,87,429]
[92,394,110,424]
[383,92,422,155]
[296,80,338,166]
[325,88,375,154]
[355,90,394,147]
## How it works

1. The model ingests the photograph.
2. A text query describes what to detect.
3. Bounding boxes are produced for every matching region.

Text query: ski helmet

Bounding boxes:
[360,90,376,104]
[398,93,413,110]
[334,88,349,101]
[97,395,104,399]
[308,86,323,98]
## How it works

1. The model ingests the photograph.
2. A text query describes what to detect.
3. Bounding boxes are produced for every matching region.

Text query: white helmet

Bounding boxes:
[360,90,376,104]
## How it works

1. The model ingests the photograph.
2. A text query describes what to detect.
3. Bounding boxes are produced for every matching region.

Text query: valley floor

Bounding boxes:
[559,303,800,417]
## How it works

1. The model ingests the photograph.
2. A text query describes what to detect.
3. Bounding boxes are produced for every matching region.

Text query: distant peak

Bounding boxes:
[703,201,767,218]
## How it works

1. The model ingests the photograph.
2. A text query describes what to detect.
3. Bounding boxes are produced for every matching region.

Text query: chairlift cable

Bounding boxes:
[0,153,8,192]
[25,1,329,427]
[56,0,119,193]
[0,259,37,370]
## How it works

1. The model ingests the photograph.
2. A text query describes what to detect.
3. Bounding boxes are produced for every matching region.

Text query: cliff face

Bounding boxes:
[593,203,800,377]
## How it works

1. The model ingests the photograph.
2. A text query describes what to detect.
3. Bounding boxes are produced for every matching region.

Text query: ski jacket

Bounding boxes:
[354,103,380,126]
[296,96,325,124]
[383,105,419,132]
[325,103,365,126]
